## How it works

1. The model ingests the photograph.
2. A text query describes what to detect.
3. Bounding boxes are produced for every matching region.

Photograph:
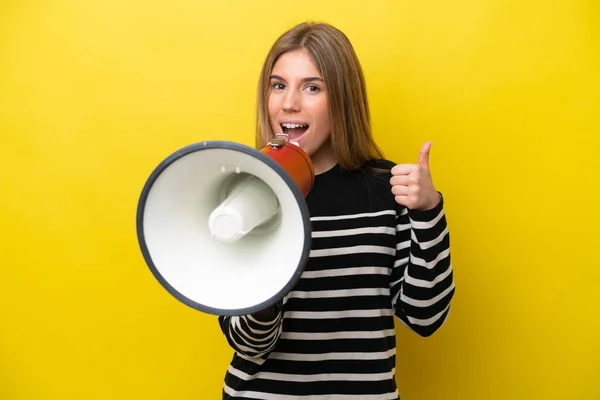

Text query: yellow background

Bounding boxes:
[1,0,598,399]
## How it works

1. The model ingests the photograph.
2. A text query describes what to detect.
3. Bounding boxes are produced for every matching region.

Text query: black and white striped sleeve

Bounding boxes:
[390,192,455,337]
[217,307,283,359]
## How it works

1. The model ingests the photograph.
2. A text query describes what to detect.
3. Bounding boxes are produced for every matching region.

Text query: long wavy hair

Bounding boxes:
[255,22,386,172]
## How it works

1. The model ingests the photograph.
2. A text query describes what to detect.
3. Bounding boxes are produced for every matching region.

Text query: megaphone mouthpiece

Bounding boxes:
[208,174,279,242]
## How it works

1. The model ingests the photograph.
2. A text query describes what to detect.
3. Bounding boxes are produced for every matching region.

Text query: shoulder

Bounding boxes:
[364,158,396,169]
[359,158,396,179]
[371,158,397,168]
[356,159,398,198]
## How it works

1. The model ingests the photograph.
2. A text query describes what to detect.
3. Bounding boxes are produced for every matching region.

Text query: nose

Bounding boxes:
[282,88,300,112]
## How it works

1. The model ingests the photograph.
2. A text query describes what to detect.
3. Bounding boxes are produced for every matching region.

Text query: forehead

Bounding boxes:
[271,49,322,79]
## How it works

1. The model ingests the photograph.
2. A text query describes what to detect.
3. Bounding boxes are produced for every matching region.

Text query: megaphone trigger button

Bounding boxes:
[235,167,241,174]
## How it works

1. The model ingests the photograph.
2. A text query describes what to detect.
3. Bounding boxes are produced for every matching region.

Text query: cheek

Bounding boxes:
[267,95,276,117]
[266,97,280,131]
[268,91,282,116]
[315,99,330,129]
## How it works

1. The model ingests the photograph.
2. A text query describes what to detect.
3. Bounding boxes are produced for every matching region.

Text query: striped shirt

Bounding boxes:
[218,160,455,399]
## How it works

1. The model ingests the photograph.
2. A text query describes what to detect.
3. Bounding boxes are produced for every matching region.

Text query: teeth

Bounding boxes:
[282,123,307,129]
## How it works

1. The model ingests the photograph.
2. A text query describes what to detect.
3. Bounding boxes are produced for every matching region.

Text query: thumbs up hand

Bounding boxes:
[390,142,441,211]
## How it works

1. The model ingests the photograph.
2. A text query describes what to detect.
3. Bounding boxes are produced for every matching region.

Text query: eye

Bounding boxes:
[305,84,321,93]
[272,82,285,90]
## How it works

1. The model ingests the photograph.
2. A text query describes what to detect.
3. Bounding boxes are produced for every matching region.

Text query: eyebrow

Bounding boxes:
[269,74,324,83]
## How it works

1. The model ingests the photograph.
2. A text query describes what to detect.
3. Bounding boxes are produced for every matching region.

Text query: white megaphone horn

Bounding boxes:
[136,134,314,316]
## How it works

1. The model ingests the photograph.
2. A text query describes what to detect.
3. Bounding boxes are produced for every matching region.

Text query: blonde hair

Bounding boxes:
[255,22,385,171]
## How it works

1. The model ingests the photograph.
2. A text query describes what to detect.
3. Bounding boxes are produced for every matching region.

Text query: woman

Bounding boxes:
[218,21,455,400]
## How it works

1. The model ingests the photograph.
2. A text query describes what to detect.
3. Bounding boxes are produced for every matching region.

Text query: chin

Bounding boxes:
[296,139,312,155]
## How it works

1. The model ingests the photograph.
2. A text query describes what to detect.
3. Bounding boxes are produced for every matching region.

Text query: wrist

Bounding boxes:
[420,192,441,211]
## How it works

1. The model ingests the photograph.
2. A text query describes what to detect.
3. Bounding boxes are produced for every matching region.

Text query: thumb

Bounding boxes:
[418,141,432,168]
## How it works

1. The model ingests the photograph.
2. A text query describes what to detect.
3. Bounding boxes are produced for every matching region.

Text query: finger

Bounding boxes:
[417,141,432,168]
[394,194,414,208]
[391,164,417,176]
[390,175,414,187]
[391,185,411,196]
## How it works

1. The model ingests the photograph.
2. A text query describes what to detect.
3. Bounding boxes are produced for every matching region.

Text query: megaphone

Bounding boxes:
[136,134,314,316]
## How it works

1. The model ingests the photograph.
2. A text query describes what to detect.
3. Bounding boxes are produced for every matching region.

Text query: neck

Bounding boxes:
[311,140,338,175]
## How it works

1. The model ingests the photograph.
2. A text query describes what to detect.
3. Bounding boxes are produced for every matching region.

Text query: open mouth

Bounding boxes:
[281,123,309,142]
